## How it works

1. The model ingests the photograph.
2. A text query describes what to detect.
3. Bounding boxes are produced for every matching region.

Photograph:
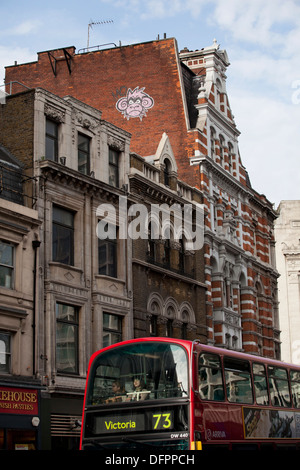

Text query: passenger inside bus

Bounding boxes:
[105,380,126,403]
[127,377,150,401]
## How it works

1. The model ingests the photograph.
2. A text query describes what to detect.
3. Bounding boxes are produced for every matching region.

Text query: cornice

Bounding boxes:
[195,98,240,137]
[196,155,277,217]
[132,258,206,288]
[39,159,128,203]
[128,171,202,207]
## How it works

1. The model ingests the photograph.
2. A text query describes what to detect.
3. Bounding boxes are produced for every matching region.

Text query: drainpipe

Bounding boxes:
[32,239,41,376]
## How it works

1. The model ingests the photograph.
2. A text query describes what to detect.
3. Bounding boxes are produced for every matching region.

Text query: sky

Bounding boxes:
[0,0,299,208]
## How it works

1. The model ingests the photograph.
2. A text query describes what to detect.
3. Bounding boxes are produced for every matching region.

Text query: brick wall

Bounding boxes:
[0,90,35,170]
[5,40,196,185]
[4,39,279,357]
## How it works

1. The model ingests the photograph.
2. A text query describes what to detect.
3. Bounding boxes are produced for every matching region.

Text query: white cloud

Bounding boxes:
[230,90,300,206]
[0,46,36,84]
[212,0,300,51]
[11,19,42,35]
[0,19,42,38]
[101,0,208,20]
[227,47,300,105]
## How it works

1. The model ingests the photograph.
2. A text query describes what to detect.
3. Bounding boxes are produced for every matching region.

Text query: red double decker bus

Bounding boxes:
[80,337,300,450]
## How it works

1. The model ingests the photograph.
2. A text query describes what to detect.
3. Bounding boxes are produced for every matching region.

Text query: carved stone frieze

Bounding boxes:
[108,135,125,151]
[75,111,99,131]
[44,103,66,123]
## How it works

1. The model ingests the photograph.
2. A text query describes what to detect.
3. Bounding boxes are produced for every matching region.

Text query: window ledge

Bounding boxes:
[48,262,83,273]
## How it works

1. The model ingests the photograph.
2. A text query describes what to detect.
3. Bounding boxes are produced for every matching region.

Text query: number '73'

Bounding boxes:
[153,413,172,429]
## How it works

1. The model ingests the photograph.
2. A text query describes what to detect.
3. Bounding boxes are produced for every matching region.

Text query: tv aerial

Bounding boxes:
[87,19,114,48]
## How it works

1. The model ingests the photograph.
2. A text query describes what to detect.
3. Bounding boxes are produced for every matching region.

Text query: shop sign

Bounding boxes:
[0,386,38,415]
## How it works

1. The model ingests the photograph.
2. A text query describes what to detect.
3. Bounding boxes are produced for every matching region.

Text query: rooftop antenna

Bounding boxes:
[87,19,114,48]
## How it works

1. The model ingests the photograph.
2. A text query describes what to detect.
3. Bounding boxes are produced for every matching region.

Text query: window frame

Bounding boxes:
[78,132,91,175]
[252,362,269,405]
[102,312,122,348]
[228,142,233,174]
[147,222,157,263]
[98,229,118,278]
[290,370,300,408]
[0,332,11,373]
[163,158,171,186]
[149,315,158,336]
[45,118,59,162]
[52,205,75,266]
[210,127,216,159]
[56,303,79,375]
[0,163,23,205]
[163,238,170,268]
[224,356,253,404]
[268,365,291,407]
[0,241,15,289]
[166,318,173,337]
[198,352,225,402]
[219,135,225,167]
[109,148,119,188]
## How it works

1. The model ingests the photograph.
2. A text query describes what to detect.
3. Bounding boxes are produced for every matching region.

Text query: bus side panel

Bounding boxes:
[194,400,244,444]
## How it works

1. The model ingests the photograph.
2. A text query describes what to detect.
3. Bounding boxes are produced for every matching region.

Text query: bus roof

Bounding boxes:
[88,337,300,371]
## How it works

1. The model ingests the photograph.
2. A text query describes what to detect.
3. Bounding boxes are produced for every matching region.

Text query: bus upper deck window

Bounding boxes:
[253,363,269,406]
[268,366,291,407]
[87,342,189,405]
[198,353,224,401]
[291,370,300,408]
[224,357,253,404]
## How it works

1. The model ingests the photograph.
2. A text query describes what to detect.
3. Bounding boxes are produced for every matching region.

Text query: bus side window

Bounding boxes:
[224,357,253,404]
[291,370,300,408]
[268,366,291,407]
[253,363,269,405]
[198,353,224,401]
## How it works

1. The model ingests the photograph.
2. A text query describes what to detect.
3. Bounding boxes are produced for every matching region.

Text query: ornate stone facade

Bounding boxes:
[275,201,300,364]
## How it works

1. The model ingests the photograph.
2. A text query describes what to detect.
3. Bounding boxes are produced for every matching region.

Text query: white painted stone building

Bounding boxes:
[275,200,300,364]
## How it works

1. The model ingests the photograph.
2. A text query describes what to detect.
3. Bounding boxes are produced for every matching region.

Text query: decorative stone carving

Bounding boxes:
[44,103,65,123]
[107,135,125,151]
[75,112,99,131]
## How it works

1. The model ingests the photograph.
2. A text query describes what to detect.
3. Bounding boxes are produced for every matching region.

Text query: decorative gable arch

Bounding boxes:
[147,132,178,176]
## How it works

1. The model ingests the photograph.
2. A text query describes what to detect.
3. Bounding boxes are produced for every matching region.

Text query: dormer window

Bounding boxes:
[164,158,171,186]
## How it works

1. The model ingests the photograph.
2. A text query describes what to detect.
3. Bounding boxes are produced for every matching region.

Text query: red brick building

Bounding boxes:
[5,37,280,358]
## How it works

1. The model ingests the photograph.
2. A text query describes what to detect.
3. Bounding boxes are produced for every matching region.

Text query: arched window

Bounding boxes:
[210,127,216,159]
[163,158,171,186]
[149,301,160,336]
[147,222,156,262]
[238,272,247,315]
[147,294,163,336]
[162,223,172,268]
[228,142,233,174]
[216,78,222,109]
[178,238,185,273]
[181,309,189,339]
[165,305,175,337]
[219,135,225,166]
[255,282,263,321]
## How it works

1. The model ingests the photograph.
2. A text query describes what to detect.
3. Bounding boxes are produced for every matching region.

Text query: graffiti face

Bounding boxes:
[116,87,154,121]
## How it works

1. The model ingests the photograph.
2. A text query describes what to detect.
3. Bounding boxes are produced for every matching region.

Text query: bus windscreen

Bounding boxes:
[86,342,189,405]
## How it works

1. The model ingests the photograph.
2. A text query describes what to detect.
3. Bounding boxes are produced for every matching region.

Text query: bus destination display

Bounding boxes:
[93,410,174,434]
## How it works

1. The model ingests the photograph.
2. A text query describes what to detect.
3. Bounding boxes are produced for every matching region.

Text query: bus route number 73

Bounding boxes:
[152,412,173,430]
